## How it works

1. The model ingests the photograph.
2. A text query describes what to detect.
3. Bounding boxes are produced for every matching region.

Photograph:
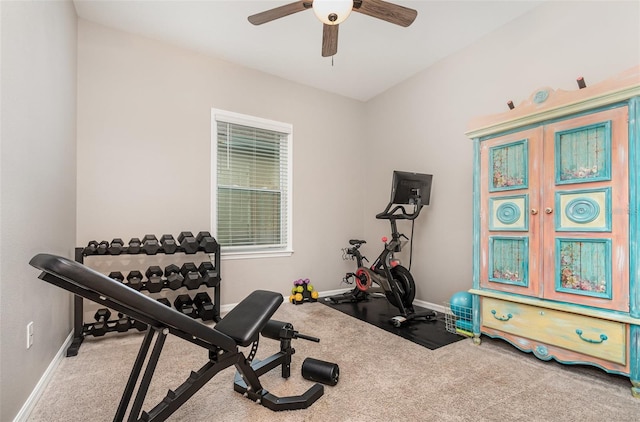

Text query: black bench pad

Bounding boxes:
[215,290,283,347]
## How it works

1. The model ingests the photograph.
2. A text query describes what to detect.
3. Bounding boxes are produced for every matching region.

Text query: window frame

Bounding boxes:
[210,108,293,259]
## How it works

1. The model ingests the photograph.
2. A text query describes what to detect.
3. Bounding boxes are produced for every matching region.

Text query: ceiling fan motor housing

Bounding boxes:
[313,0,353,25]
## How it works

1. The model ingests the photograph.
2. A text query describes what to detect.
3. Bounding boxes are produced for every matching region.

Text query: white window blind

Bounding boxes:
[212,110,292,255]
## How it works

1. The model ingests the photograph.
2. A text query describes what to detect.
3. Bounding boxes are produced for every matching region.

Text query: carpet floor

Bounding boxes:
[27,299,640,421]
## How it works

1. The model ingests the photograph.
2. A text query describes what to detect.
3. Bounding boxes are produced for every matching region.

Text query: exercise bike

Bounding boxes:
[327,171,436,327]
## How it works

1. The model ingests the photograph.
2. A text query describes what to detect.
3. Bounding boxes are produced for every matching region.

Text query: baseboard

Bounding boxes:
[315,288,446,315]
[414,299,446,315]
[13,331,74,422]
[220,288,353,314]
[318,287,352,298]
[315,288,446,314]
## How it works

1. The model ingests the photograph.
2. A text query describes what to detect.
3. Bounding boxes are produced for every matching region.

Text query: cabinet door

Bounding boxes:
[479,127,543,296]
[541,107,629,311]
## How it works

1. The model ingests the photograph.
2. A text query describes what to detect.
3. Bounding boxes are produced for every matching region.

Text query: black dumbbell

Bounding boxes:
[157,297,171,307]
[83,240,99,255]
[180,262,202,290]
[93,308,112,336]
[108,271,125,282]
[196,231,218,253]
[108,238,125,255]
[128,238,141,254]
[164,264,184,290]
[160,234,178,254]
[174,294,197,318]
[142,234,160,255]
[193,292,215,321]
[198,262,219,287]
[126,270,143,291]
[97,240,109,254]
[178,231,198,254]
[116,313,130,332]
[145,266,164,293]
[129,317,148,331]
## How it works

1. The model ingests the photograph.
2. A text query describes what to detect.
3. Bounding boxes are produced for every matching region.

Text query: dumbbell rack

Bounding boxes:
[68,234,221,357]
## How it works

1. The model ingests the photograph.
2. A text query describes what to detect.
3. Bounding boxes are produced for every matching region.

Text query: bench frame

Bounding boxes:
[31,254,323,421]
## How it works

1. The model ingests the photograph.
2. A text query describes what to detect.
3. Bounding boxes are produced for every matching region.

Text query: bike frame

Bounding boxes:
[346,202,422,316]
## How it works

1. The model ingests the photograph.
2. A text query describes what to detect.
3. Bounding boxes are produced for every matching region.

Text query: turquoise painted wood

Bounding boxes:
[555,237,611,299]
[489,139,528,191]
[555,121,611,184]
[488,236,529,287]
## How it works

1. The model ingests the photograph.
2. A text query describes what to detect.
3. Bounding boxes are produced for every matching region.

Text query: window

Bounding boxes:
[211,109,292,258]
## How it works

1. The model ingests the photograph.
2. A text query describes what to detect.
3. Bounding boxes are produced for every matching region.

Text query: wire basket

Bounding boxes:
[443,301,473,337]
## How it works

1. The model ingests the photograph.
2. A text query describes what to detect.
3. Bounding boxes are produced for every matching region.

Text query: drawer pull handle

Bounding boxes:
[575,329,608,344]
[491,310,512,321]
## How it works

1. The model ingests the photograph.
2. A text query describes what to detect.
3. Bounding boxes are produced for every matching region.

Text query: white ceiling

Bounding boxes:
[73,0,545,101]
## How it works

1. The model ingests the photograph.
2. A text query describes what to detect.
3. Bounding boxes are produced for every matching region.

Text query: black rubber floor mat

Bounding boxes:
[321,292,464,350]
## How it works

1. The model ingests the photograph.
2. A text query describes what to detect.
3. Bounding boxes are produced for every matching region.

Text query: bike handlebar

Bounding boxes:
[375,201,423,221]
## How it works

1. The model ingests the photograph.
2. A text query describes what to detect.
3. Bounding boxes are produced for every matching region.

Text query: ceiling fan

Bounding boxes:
[248,0,417,57]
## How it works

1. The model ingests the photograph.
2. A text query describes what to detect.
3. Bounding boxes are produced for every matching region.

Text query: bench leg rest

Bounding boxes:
[233,354,325,411]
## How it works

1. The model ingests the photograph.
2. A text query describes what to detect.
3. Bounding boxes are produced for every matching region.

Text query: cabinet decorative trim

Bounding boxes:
[466,66,640,139]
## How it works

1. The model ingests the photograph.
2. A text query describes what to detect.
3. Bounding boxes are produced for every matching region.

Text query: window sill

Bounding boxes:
[219,249,294,261]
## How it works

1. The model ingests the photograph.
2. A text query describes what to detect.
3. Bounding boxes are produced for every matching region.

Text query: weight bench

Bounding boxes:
[29,253,324,421]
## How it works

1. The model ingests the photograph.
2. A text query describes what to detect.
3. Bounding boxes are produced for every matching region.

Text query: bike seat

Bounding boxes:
[349,239,366,245]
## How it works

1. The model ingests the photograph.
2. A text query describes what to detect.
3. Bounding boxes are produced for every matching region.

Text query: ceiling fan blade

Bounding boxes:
[353,0,417,27]
[248,1,312,25]
[322,24,339,57]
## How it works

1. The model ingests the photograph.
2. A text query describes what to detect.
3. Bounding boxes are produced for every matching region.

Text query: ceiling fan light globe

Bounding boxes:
[312,0,353,25]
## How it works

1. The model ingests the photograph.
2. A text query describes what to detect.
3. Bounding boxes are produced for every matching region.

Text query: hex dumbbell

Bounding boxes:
[128,238,141,254]
[164,264,184,290]
[174,294,197,318]
[160,234,177,254]
[129,317,148,331]
[196,231,218,253]
[142,234,160,255]
[126,270,143,291]
[108,271,125,282]
[198,262,219,287]
[178,231,198,254]
[97,240,109,255]
[193,292,215,321]
[83,240,99,255]
[145,266,164,293]
[93,308,112,336]
[157,297,171,307]
[180,262,201,290]
[108,238,125,255]
[116,313,130,332]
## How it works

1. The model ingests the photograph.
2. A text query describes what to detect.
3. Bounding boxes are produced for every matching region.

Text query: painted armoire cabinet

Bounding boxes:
[466,66,640,396]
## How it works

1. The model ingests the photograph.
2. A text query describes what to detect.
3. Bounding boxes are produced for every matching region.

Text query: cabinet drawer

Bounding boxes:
[481,297,626,364]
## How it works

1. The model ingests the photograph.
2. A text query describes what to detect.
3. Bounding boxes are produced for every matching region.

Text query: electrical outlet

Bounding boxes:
[27,322,34,349]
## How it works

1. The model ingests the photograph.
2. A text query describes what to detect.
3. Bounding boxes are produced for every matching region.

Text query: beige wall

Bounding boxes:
[0,1,77,420]
[363,0,640,306]
[76,20,365,305]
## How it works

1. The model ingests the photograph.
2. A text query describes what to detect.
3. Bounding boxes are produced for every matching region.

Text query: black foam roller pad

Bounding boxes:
[301,357,339,386]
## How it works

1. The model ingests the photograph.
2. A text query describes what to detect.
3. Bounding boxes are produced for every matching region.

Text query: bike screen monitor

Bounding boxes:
[390,171,433,206]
